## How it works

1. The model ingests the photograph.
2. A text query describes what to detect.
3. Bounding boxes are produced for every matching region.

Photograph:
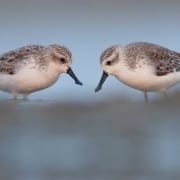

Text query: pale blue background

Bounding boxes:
[0,0,180,101]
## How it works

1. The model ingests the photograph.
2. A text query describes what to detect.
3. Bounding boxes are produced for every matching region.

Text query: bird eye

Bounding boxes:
[106,61,112,66]
[60,57,66,64]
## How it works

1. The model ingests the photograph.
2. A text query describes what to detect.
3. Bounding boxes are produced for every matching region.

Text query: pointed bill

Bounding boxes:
[67,67,83,86]
[95,71,108,92]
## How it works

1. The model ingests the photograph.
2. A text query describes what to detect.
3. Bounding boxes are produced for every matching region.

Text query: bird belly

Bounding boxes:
[115,68,180,92]
[0,68,59,94]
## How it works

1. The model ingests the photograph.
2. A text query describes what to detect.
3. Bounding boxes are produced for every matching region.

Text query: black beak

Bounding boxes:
[95,71,109,92]
[67,67,83,86]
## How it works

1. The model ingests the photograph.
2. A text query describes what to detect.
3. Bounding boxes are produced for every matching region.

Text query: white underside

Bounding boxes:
[0,67,60,96]
[114,62,180,92]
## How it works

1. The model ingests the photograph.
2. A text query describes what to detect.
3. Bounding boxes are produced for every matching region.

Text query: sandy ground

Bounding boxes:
[0,94,180,180]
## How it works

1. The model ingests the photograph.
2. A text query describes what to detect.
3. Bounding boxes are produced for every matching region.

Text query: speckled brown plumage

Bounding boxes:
[124,42,180,76]
[0,45,45,74]
[49,44,72,59]
[0,44,72,74]
[100,45,118,63]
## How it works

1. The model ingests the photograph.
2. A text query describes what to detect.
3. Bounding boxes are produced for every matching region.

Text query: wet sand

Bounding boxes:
[0,95,180,180]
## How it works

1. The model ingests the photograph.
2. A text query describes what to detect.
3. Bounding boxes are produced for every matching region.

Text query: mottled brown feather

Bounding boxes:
[124,42,180,76]
[100,45,118,63]
[0,44,72,74]
[0,45,45,74]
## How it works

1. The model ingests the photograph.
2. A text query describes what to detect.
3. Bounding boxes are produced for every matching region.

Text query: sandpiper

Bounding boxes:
[0,44,82,99]
[95,42,180,102]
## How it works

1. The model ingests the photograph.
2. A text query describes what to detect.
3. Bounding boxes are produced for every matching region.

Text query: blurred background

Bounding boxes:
[0,0,180,179]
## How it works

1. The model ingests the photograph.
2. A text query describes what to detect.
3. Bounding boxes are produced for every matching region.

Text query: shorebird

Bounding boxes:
[0,44,82,100]
[95,42,180,102]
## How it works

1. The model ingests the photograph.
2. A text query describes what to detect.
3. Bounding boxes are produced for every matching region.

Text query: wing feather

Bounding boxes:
[125,42,180,76]
[0,45,45,74]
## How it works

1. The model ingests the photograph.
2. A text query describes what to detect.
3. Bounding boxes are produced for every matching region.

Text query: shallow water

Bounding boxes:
[1,95,180,180]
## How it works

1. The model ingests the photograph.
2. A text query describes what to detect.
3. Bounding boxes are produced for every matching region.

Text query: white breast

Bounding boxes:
[114,61,180,92]
[0,65,60,94]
